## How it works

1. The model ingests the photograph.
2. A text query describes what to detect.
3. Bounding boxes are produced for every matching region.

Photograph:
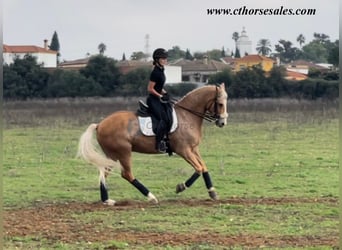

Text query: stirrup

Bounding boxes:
[158,140,167,153]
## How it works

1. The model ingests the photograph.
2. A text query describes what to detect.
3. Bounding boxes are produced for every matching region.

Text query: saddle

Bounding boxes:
[136,100,178,137]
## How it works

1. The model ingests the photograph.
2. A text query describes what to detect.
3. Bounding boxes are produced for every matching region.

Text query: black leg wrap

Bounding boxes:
[131,179,150,196]
[203,172,218,200]
[203,171,213,189]
[100,182,109,202]
[185,172,201,188]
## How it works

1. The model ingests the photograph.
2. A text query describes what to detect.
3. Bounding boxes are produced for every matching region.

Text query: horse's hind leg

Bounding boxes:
[100,171,116,205]
[119,156,159,204]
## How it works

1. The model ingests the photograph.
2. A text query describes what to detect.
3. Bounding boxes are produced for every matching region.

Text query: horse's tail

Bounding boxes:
[77,123,120,185]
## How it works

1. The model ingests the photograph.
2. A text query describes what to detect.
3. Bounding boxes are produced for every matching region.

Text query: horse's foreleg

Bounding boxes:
[177,148,218,200]
[202,171,218,200]
[176,172,200,193]
[176,171,217,200]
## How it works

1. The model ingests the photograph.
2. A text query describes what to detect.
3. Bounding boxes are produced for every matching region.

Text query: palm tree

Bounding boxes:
[256,39,272,56]
[232,32,239,57]
[98,43,106,55]
[232,32,239,43]
[297,34,305,48]
[313,33,329,44]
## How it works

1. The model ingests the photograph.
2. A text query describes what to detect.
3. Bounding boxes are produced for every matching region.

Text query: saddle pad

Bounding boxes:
[138,109,178,136]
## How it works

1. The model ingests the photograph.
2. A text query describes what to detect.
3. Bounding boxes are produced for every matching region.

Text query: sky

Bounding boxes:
[3,0,339,61]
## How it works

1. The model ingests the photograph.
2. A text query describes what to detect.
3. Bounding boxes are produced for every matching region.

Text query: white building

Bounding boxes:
[3,40,58,67]
[236,27,252,56]
[164,65,182,84]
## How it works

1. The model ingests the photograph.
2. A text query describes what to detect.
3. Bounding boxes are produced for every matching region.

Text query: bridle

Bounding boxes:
[171,86,222,123]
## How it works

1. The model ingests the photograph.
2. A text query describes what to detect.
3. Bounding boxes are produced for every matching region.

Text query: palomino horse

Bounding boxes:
[77,83,228,204]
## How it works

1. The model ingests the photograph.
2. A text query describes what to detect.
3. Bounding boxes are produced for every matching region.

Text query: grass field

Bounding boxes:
[3,98,339,249]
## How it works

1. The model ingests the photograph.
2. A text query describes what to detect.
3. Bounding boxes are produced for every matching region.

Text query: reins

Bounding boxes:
[173,101,218,122]
[167,87,219,123]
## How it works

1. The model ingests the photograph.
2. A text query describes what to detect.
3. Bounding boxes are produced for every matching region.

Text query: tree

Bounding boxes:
[130,51,145,60]
[46,69,103,97]
[256,39,272,56]
[207,49,223,61]
[275,39,301,63]
[301,35,337,64]
[185,49,193,60]
[232,31,239,58]
[167,46,186,61]
[122,53,126,61]
[296,34,305,48]
[193,51,206,60]
[98,43,107,55]
[232,32,239,44]
[302,41,328,62]
[80,55,120,96]
[3,64,26,98]
[231,65,269,98]
[221,46,226,57]
[268,66,287,96]
[208,68,233,87]
[50,31,61,64]
[119,67,150,96]
[4,55,49,99]
[313,33,330,44]
[234,47,241,58]
[327,40,339,66]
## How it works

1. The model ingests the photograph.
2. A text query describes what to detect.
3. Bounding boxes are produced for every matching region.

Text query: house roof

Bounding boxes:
[170,58,229,72]
[116,60,152,74]
[287,60,326,70]
[59,58,90,66]
[116,60,151,67]
[3,44,58,54]
[285,70,308,81]
[234,54,274,63]
[221,56,236,64]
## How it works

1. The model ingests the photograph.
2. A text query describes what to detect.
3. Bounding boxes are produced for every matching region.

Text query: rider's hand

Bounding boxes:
[160,95,169,103]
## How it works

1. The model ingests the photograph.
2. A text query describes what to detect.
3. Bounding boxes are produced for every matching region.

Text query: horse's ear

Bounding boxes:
[220,82,225,88]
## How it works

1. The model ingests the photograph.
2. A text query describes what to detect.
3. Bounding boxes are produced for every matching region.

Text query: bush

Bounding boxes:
[46,69,103,97]
[4,55,50,99]
[79,55,121,96]
[117,67,150,96]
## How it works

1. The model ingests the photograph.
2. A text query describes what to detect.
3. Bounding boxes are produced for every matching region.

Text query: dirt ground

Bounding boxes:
[4,198,339,248]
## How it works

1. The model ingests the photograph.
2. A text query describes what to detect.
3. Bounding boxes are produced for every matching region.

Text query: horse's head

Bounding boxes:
[212,83,229,128]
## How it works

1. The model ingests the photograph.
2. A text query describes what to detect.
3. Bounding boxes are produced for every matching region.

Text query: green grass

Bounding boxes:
[70,202,338,236]
[3,99,339,249]
[3,120,338,207]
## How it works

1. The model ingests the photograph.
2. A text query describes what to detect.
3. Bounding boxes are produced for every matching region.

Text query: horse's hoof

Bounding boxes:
[103,199,116,205]
[147,192,159,204]
[208,190,218,200]
[176,183,186,193]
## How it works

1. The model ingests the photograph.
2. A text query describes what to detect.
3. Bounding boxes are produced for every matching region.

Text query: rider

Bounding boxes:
[147,48,171,153]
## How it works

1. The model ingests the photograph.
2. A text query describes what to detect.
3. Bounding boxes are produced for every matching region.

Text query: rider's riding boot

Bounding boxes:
[158,140,167,153]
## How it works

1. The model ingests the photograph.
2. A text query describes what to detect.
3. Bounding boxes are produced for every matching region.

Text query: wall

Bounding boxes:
[164,65,182,84]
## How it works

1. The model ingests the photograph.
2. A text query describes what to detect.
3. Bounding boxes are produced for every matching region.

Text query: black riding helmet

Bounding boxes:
[152,48,168,63]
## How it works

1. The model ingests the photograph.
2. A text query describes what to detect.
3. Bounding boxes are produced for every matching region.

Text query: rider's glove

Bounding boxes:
[160,93,169,103]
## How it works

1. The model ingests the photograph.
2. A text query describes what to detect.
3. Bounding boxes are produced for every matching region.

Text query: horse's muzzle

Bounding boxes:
[215,114,228,127]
